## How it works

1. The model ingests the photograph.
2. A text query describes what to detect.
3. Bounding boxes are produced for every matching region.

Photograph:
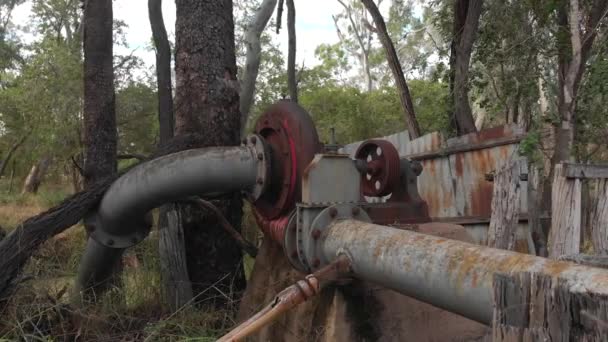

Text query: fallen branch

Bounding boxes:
[186,197,258,257]
[0,176,116,305]
[0,133,208,305]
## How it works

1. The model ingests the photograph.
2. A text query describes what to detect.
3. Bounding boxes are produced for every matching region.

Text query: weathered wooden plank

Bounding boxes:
[559,254,608,268]
[563,163,608,179]
[492,272,608,341]
[591,178,608,254]
[549,163,582,258]
[158,204,193,310]
[487,160,521,250]
[527,164,547,256]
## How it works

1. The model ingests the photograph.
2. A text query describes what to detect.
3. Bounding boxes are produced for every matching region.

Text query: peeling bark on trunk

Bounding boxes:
[449,0,482,136]
[174,0,245,307]
[360,0,421,139]
[239,0,277,136]
[286,0,298,103]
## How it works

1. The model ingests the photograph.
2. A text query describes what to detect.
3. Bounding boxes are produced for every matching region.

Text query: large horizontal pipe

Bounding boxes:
[322,219,608,325]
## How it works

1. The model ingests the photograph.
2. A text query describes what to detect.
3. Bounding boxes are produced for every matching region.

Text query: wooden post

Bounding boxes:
[527,164,547,256]
[548,163,582,258]
[158,204,193,310]
[487,160,521,250]
[591,178,608,254]
[492,272,608,341]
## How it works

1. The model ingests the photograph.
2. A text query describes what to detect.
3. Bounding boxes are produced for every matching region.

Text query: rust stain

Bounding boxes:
[471,271,478,287]
[454,154,464,177]
[477,125,507,142]
[543,260,573,276]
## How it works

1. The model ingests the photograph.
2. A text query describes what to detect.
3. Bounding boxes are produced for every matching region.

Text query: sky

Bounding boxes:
[12,0,347,69]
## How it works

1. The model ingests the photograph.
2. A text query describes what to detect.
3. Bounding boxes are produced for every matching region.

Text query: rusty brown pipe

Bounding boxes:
[218,256,351,341]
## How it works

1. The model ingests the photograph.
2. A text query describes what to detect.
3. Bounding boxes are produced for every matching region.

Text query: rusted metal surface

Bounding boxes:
[322,219,608,325]
[341,125,528,230]
[253,101,322,220]
[354,140,401,197]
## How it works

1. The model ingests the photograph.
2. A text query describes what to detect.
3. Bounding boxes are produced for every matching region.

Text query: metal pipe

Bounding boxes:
[76,143,265,296]
[322,219,608,325]
[73,238,124,302]
[87,145,263,248]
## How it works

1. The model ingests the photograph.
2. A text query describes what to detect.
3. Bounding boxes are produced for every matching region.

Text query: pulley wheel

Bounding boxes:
[355,139,400,197]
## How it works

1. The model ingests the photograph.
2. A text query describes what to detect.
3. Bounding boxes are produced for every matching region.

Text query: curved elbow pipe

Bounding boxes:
[85,139,268,249]
[75,138,268,296]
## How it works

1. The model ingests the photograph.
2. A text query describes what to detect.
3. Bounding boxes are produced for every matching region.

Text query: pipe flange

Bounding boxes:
[252,101,322,220]
[85,212,153,249]
[300,204,370,271]
[283,210,307,271]
[243,134,270,202]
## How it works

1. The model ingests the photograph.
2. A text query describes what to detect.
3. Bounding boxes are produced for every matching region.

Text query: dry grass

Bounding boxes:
[0,183,248,341]
[0,200,45,229]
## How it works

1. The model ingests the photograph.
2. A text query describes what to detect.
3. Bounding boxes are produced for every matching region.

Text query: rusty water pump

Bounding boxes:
[76,101,608,334]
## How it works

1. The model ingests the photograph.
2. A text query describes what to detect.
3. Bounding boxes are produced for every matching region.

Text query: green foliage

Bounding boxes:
[518,130,542,163]
[116,82,159,156]
[575,49,608,162]
[299,79,449,143]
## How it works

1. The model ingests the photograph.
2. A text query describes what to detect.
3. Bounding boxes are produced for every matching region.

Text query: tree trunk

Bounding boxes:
[449,0,482,136]
[286,0,298,103]
[21,157,51,194]
[7,160,15,193]
[542,0,607,233]
[149,0,174,144]
[149,0,193,310]
[174,0,245,307]
[239,0,278,136]
[79,0,120,298]
[0,135,27,177]
[360,0,421,139]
